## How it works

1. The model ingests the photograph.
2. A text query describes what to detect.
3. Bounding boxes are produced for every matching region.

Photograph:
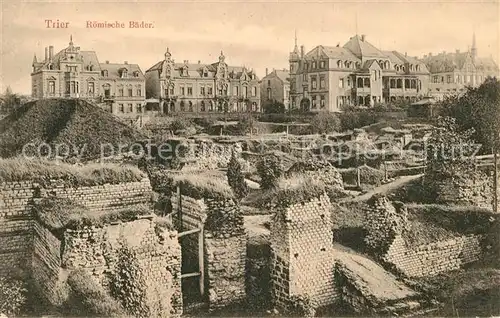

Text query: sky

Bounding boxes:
[1,0,499,94]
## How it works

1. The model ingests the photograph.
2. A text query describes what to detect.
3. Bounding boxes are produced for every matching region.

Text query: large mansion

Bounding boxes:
[31,37,146,118]
[289,34,431,112]
[145,49,261,114]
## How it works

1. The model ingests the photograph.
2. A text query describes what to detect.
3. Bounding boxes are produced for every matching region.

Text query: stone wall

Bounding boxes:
[430,170,497,209]
[32,217,183,317]
[180,139,242,171]
[0,181,37,277]
[0,178,153,278]
[270,193,338,312]
[384,234,483,277]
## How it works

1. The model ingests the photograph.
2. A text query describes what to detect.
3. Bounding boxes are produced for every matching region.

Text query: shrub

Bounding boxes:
[64,269,124,316]
[263,101,286,114]
[227,151,249,200]
[309,111,341,134]
[0,277,27,316]
[339,110,379,131]
[256,155,284,189]
[286,295,317,317]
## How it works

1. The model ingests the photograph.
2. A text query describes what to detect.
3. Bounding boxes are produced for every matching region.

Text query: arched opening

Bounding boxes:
[188,101,193,112]
[180,100,185,112]
[357,96,364,105]
[364,96,371,106]
[300,98,311,112]
[385,61,389,69]
[201,101,206,112]
[170,101,175,112]
[337,60,342,68]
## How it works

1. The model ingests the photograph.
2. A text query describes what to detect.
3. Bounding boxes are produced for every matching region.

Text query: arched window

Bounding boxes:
[356,62,361,69]
[209,101,214,111]
[337,60,342,68]
[364,78,370,88]
[357,78,363,88]
[344,61,349,68]
[180,100,185,111]
[364,96,371,106]
[170,101,175,112]
[379,60,384,69]
[201,101,206,112]
[188,101,193,112]
[385,61,389,69]
[358,96,364,105]
[48,63,53,70]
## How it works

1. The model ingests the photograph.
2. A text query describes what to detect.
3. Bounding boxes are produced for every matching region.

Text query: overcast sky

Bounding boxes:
[1,0,499,94]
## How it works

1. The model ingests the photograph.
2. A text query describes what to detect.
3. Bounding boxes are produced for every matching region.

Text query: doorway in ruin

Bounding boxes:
[173,186,207,313]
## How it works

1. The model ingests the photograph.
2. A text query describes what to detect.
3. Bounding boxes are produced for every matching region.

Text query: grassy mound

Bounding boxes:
[0,98,144,160]
[0,158,146,186]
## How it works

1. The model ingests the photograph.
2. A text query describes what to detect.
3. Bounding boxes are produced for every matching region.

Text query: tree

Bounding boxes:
[227,151,249,200]
[300,98,311,112]
[309,111,341,134]
[235,113,256,135]
[0,86,22,114]
[439,77,500,153]
[256,155,284,189]
[263,100,285,114]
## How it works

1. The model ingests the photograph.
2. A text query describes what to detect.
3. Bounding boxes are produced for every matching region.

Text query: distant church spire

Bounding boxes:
[471,31,477,60]
[293,29,299,53]
[69,34,73,46]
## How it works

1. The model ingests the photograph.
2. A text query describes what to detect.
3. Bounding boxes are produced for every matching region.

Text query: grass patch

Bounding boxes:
[172,170,234,200]
[0,158,146,186]
[34,198,152,234]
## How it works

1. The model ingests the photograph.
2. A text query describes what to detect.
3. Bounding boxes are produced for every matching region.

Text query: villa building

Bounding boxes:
[289,34,431,112]
[31,36,146,119]
[145,49,261,114]
[260,68,291,110]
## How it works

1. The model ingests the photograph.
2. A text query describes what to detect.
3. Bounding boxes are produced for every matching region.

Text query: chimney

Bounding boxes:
[49,46,54,60]
[124,61,128,64]
[105,60,109,64]
[45,47,48,61]
[300,45,305,58]
[361,34,366,41]
[265,68,268,76]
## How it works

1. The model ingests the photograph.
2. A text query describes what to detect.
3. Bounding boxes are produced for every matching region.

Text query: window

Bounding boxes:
[200,86,206,96]
[169,87,174,96]
[88,82,95,94]
[48,81,55,94]
[187,86,193,96]
[447,75,452,83]
[347,77,351,87]
[189,101,193,112]
[136,104,142,113]
[70,81,75,93]
[128,104,133,112]
[180,86,185,96]
[311,77,317,89]
[267,80,271,86]
[303,74,307,81]
[133,71,139,77]
[320,77,325,89]
[136,88,142,96]
[337,60,342,68]
[201,101,206,112]
[119,104,124,113]
[312,61,317,69]
[243,86,248,98]
[320,95,325,108]
[441,76,444,83]
[122,70,128,78]
[234,86,239,96]
[312,95,317,108]
[320,61,325,68]
[252,86,257,97]
[208,86,213,95]
[267,88,272,99]
[128,88,133,97]
[339,78,344,88]
[118,88,124,97]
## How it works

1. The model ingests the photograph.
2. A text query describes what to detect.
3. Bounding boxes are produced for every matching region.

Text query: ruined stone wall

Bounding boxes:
[181,140,242,171]
[0,181,37,277]
[32,217,183,316]
[39,178,153,212]
[270,194,338,312]
[204,198,246,311]
[0,179,153,278]
[31,220,63,304]
[384,234,483,277]
[431,170,497,209]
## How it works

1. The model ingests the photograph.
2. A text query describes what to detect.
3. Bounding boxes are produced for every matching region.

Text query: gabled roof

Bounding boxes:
[363,59,380,69]
[343,35,386,59]
[305,45,360,62]
[422,52,471,73]
[475,56,499,72]
[99,63,144,80]
[274,70,290,83]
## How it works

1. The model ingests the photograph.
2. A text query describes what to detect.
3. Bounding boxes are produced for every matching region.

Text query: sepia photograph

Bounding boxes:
[0,0,499,317]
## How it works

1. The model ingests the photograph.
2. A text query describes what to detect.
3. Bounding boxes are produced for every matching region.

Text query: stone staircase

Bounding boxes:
[333,245,440,316]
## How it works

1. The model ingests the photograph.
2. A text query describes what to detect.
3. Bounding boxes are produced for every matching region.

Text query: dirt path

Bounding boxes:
[341,174,423,203]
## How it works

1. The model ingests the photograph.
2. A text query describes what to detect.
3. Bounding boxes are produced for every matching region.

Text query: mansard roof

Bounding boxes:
[99,62,144,79]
